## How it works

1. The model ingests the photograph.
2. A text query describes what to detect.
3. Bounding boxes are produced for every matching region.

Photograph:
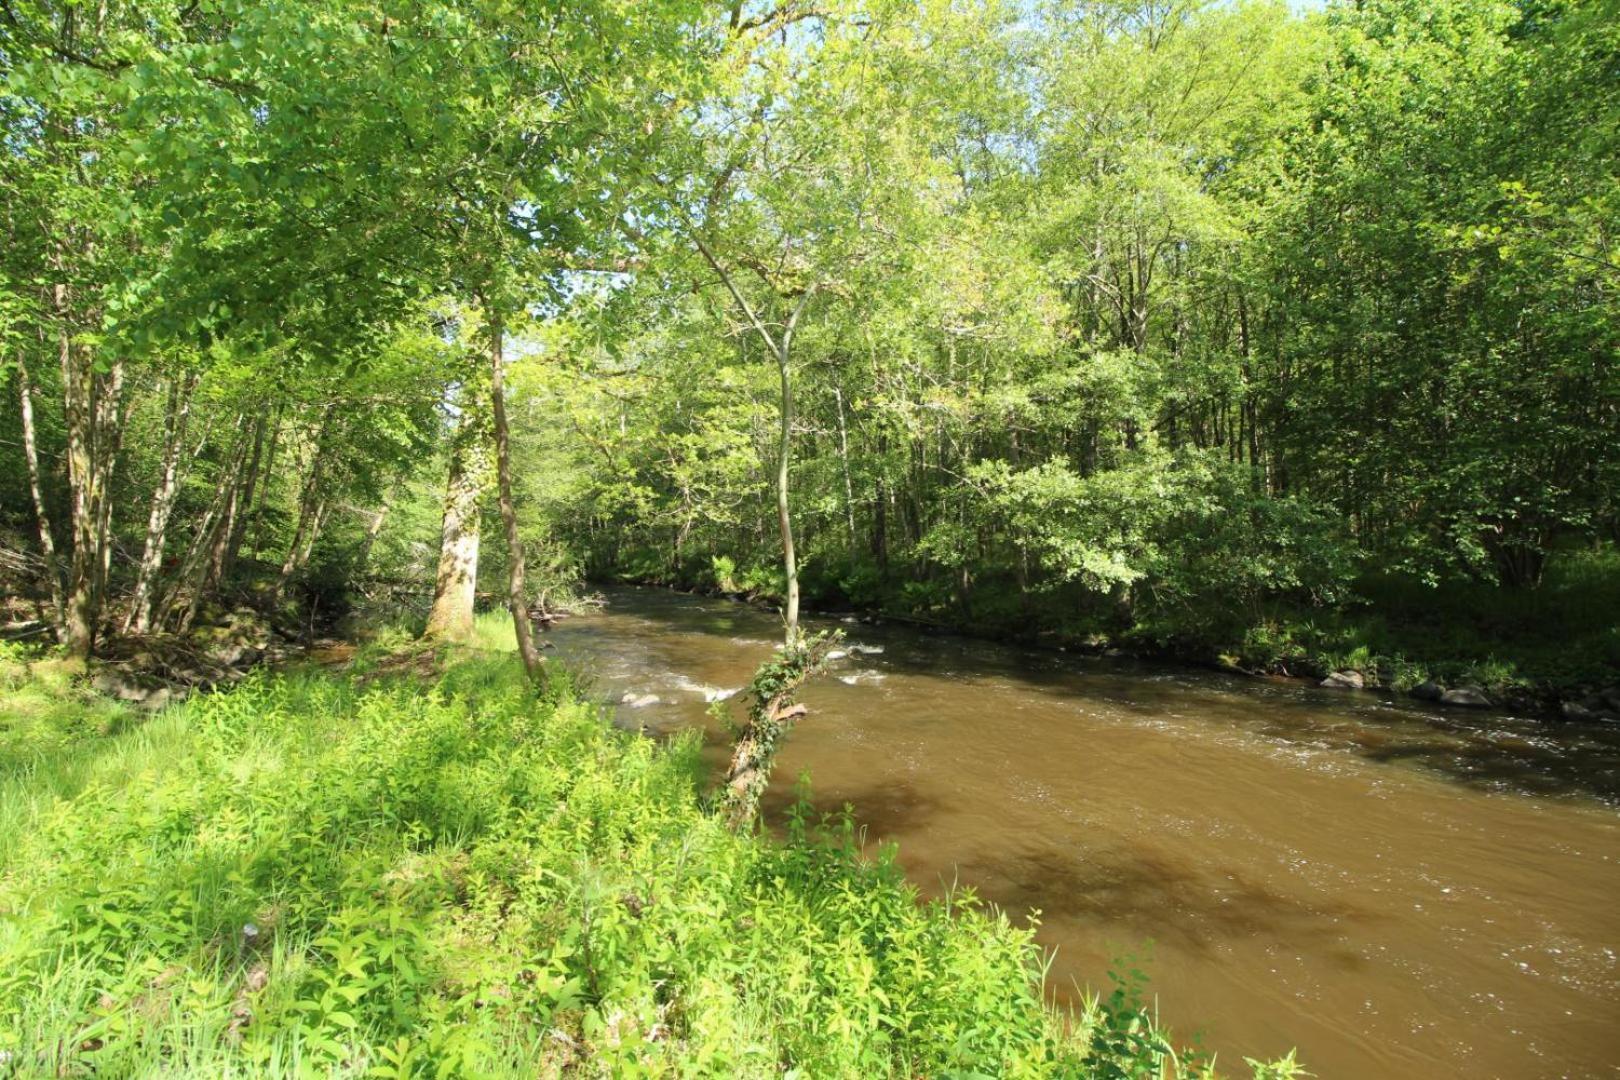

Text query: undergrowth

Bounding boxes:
[0,640,1302,1077]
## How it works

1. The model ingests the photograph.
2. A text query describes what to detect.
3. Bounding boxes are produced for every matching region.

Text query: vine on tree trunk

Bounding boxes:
[720,630,842,830]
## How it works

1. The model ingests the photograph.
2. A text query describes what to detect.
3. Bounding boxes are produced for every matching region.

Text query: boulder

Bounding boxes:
[1602,688,1620,713]
[1409,679,1444,702]
[1439,686,1491,709]
[1562,701,1600,722]
[1320,670,1365,690]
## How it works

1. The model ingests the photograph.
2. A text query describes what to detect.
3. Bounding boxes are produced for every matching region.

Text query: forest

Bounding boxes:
[2,0,1618,1076]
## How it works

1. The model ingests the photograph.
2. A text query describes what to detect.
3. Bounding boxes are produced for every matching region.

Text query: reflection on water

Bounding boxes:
[547,586,1620,1079]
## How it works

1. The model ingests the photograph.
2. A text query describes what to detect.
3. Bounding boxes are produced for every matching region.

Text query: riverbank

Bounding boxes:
[616,548,1620,721]
[0,632,1303,1078]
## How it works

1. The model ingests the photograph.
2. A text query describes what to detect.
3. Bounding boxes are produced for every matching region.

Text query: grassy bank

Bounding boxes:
[0,631,1301,1078]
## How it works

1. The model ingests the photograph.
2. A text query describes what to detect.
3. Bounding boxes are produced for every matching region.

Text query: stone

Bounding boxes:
[1320,670,1364,690]
[1409,679,1444,701]
[1439,686,1491,709]
[620,692,660,708]
[1562,701,1599,722]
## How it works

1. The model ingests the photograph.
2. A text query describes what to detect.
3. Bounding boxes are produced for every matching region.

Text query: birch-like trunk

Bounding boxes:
[353,495,393,576]
[126,372,197,634]
[488,312,543,681]
[774,342,801,646]
[14,353,67,634]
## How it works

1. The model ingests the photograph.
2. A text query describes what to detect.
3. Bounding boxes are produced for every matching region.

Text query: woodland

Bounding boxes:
[1,0,1617,1075]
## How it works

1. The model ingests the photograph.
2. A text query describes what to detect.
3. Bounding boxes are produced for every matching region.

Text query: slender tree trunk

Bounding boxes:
[354,494,393,576]
[273,412,333,601]
[834,385,856,546]
[57,285,101,657]
[165,416,250,629]
[90,360,126,609]
[424,396,490,642]
[487,311,542,680]
[126,372,197,634]
[248,407,283,560]
[774,343,800,646]
[223,413,268,576]
[14,353,67,635]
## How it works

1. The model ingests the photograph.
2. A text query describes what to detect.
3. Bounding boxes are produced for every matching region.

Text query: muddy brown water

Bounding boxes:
[545,586,1620,1078]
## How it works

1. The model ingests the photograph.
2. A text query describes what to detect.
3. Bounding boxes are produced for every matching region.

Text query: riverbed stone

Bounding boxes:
[1320,670,1364,690]
[1562,701,1602,722]
[1409,679,1444,701]
[1439,685,1491,708]
[620,692,660,708]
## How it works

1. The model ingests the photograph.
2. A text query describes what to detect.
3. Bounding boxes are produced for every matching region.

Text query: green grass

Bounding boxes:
[0,629,1301,1078]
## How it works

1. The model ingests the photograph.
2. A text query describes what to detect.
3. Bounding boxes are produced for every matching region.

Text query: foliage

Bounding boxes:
[0,641,1295,1078]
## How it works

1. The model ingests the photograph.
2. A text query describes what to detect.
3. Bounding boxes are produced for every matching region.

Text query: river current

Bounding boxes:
[544,586,1620,1077]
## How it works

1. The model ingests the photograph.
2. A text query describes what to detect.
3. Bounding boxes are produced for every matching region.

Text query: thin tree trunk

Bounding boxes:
[488,310,542,680]
[834,385,856,546]
[126,372,197,634]
[273,411,333,601]
[354,493,393,576]
[14,352,67,635]
[774,342,800,646]
[91,360,126,608]
[165,416,250,629]
[223,413,268,576]
[248,407,283,560]
[58,284,99,657]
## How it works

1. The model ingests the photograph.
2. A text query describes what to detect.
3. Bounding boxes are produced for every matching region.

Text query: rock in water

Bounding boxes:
[1320,670,1365,690]
[1410,679,1444,701]
[620,692,660,708]
[1439,686,1491,709]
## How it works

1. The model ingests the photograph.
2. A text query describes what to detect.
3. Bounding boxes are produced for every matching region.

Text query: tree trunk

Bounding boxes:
[248,408,283,560]
[14,353,67,635]
[720,633,838,830]
[424,394,491,642]
[488,311,542,681]
[57,282,119,657]
[354,494,393,576]
[273,411,333,601]
[834,385,856,546]
[126,371,197,634]
[774,342,801,647]
[167,417,251,630]
[90,360,127,609]
[222,413,268,576]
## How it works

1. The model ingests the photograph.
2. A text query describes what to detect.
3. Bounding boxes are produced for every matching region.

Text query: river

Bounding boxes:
[543,586,1620,1078]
